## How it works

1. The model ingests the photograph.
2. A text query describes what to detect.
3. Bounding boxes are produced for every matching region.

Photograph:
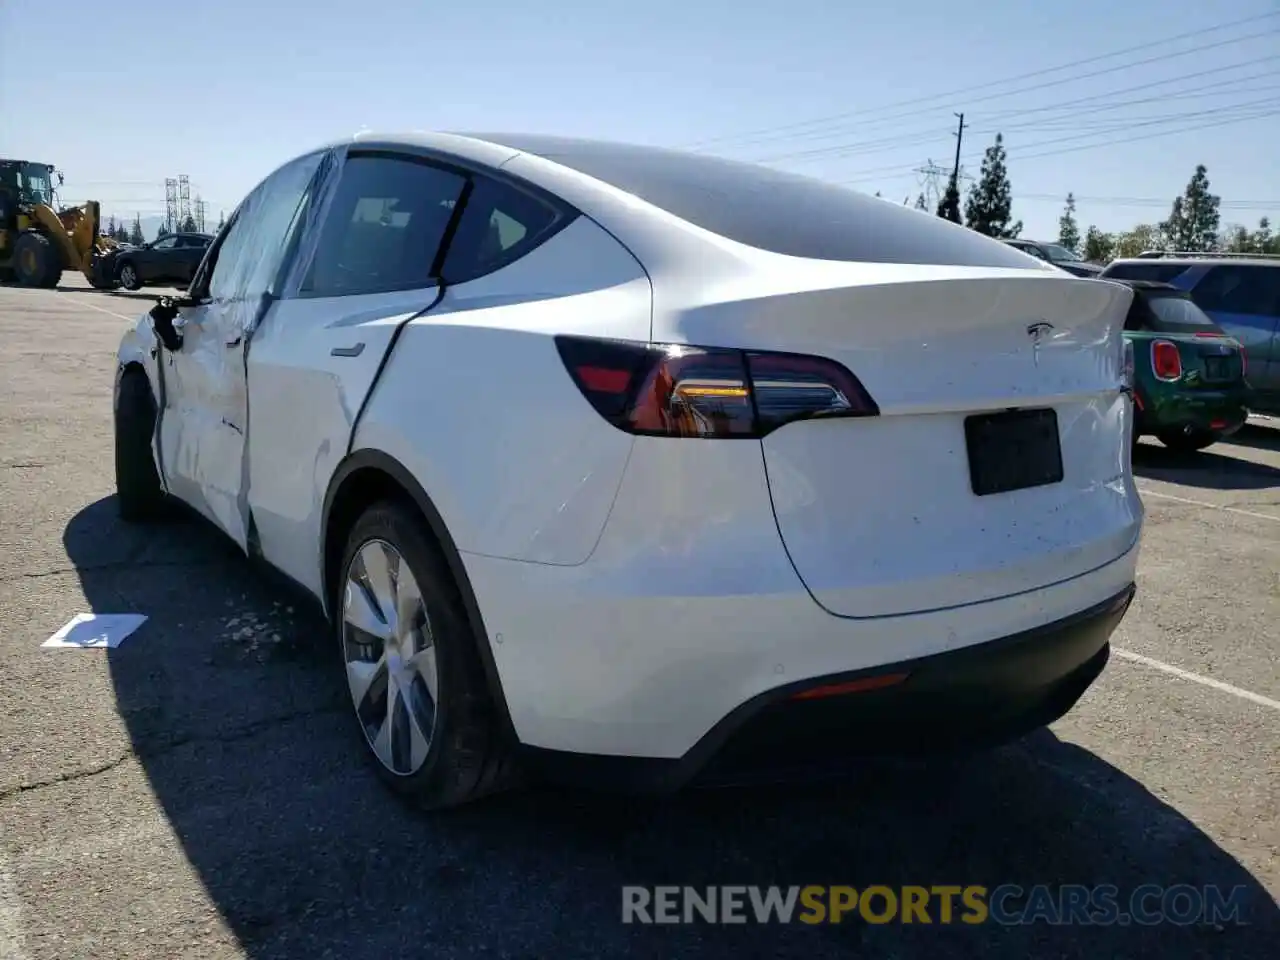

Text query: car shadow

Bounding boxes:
[1228,422,1280,454]
[64,496,1279,959]
[1133,439,1280,491]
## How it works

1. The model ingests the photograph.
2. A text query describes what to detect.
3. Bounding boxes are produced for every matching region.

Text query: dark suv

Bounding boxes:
[112,231,214,291]
[1099,254,1280,415]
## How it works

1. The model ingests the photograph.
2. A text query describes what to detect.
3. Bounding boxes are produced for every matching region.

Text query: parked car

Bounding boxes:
[1002,238,1104,277]
[114,133,1142,808]
[1105,278,1249,452]
[114,231,213,290]
[1099,253,1280,415]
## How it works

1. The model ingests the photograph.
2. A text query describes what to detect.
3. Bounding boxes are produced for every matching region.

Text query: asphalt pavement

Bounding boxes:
[1,276,1277,959]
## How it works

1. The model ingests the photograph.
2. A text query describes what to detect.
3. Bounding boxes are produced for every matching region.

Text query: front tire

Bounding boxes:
[336,501,515,809]
[1157,428,1217,453]
[118,260,142,291]
[14,232,59,288]
[114,371,167,521]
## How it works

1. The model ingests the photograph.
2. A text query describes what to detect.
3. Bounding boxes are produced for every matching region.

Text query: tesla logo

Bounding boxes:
[1027,322,1054,367]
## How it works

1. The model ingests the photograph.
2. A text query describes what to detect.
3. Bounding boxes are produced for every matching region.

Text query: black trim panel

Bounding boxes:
[519,584,1136,794]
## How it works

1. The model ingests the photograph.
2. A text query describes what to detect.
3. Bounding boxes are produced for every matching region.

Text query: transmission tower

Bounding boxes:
[913,157,976,211]
[164,178,178,232]
[913,160,949,210]
[178,175,192,229]
[194,196,208,232]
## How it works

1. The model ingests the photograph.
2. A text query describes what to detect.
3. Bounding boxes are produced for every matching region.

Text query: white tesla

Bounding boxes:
[114,133,1143,807]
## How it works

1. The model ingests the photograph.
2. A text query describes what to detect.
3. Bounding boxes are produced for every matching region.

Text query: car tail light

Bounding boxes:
[1122,339,1135,391]
[1151,340,1182,381]
[554,335,879,438]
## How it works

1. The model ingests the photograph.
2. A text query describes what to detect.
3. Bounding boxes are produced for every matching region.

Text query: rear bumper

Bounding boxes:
[1137,387,1249,435]
[522,584,1134,792]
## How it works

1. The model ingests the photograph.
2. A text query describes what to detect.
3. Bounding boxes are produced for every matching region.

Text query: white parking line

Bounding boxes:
[1112,647,1280,712]
[0,847,30,960]
[54,292,136,322]
[1137,486,1280,524]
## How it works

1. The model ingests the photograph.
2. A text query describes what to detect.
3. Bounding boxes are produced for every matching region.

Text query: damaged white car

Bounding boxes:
[114,133,1143,808]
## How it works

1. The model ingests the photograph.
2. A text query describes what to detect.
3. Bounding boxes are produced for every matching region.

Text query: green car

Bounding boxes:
[1114,279,1250,453]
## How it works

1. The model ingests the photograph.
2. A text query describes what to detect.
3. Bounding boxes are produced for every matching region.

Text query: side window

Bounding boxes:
[206,154,323,302]
[441,175,565,283]
[1190,266,1280,315]
[207,211,254,302]
[153,236,178,250]
[301,155,467,297]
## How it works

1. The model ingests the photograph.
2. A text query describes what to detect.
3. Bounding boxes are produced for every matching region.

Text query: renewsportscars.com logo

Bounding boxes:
[621,884,1252,926]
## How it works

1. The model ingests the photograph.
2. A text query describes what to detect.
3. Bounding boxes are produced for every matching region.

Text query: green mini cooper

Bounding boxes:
[1112,279,1250,453]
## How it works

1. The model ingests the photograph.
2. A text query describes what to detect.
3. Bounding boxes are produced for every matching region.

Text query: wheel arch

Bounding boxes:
[320,449,517,743]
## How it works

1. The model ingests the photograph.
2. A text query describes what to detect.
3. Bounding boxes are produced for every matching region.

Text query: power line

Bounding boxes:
[731,55,1280,157]
[750,75,1280,166]
[835,107,1280,185]
[1016,193,1280,209]
[683,12,1279,150]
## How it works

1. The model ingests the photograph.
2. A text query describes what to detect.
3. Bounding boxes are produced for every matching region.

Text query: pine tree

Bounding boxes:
[105,215,117,239]
[1057,193,1080,254]
[157,223,171,240]
[1253,217,1276,254]
[964,133,1021,238]
[1160,165,1220,252]
[180,214,198,233]
[1223,224,1253,253]
[1082,225,1113,263]
[129,215,145,246]
[936,172,962,224]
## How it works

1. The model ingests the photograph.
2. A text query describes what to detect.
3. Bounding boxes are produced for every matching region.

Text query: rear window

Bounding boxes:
[1143,293,1222,334]
[1100,262,1190,283]
[474,134,1040,268]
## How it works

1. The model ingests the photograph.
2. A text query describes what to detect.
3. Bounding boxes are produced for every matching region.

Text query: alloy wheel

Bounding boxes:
[341,538,439,776]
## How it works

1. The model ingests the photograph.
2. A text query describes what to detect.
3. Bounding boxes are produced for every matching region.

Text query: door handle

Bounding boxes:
[331,343,365,357]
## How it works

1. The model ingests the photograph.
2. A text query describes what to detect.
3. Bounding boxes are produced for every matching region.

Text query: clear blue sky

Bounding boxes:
[2,0,1276,240]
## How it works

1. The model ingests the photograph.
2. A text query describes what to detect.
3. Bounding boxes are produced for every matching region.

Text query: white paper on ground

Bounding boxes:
[42,613,148,649]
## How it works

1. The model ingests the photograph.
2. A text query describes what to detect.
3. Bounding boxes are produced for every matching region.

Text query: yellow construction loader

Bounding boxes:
[0,159,121,288]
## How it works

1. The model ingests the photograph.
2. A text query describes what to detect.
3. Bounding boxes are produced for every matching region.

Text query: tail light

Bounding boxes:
[1151,340,1182,381]
[554,335,878,438]
[1122,339,1135,391]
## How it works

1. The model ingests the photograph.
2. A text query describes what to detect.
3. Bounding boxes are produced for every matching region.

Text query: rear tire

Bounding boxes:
[336,500,516,809]
[114,371,167,521]
[1157,429,1217,453]
[14,232,59,288]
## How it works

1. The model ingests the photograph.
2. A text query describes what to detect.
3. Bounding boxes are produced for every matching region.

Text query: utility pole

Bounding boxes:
[951,112,965,182]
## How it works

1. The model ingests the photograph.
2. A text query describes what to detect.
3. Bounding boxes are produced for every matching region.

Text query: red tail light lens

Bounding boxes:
[1151,340,1182,381]
[554,335,878,438]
